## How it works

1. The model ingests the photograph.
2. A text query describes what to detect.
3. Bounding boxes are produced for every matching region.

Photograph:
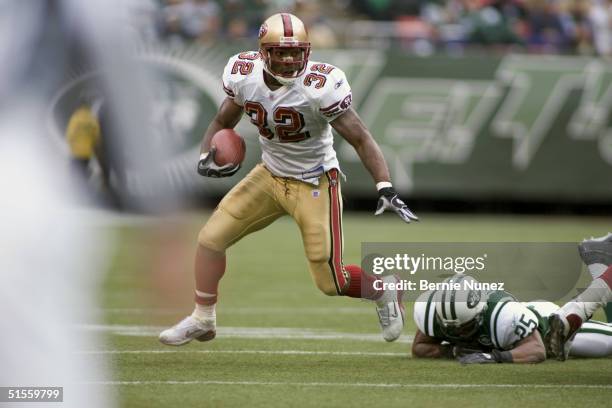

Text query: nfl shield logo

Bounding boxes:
[312,190,320,198]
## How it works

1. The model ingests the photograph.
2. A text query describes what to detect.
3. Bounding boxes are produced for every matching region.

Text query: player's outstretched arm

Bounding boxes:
[506,330,547,364]
[412,329,453,359]
[198,97,244,178]
[331,108,418,223]
[458,330,546,364]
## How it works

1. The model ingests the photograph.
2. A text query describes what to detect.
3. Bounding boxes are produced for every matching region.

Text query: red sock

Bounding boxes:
[598,265,612,290]
[343,264,383,300]
[194,245,225,306]
[566,314,583,338]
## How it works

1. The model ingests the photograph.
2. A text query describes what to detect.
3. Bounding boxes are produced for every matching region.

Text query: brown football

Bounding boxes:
[211,129,246,166]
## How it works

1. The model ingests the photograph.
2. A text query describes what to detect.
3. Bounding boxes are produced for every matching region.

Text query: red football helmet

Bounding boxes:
[258,13,311,85]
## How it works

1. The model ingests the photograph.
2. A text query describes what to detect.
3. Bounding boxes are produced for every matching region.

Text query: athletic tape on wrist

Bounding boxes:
[376,181,392,191]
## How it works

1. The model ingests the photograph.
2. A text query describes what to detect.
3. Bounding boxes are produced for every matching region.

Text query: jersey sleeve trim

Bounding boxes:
[320,100,344,118]
[223,83,236,98]
[320,101,340,112]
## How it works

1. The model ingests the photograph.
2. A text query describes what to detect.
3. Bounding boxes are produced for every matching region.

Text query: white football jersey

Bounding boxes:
[222,51,353,185]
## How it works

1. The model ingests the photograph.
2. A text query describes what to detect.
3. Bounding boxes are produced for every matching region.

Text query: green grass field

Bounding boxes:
[98,212,612,407]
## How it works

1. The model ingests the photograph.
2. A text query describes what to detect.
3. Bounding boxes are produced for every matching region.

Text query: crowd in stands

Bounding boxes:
[146,0,611,56]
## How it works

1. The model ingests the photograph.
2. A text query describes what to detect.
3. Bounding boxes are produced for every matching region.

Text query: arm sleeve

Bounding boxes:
[221,54,245,106]
[316,67,353,122]
[490,302,539,350]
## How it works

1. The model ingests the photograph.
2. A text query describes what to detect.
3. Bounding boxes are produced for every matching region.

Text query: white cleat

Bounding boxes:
[159,315,216,346]
[579,232,612,266]
[376,275,405,342]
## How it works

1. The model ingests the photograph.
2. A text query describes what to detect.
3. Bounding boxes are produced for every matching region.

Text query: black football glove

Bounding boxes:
[375,187,419,223]
[197,148,241,178]
[458,350,512,365]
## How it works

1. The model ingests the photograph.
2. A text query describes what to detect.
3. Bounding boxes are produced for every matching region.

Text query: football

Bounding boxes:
[211,128,246,166]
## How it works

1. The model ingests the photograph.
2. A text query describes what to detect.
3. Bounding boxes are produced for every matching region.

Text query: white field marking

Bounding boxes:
[77,349,406,357]
[82,380,612,390]
[98,307,372,315]
[78,324,414,343]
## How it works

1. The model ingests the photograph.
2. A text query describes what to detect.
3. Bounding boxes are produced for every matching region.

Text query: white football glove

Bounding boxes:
[197,148,240,178]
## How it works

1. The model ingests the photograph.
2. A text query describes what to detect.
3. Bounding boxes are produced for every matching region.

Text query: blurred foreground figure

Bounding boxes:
[0,1,115,405]
[1,0,166,405]
[0,106,115,408]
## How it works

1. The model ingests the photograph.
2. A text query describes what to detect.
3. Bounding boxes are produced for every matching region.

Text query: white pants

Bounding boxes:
[523,301,612,358]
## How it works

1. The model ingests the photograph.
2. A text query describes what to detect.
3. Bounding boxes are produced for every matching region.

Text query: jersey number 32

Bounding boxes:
[244,101,310,143]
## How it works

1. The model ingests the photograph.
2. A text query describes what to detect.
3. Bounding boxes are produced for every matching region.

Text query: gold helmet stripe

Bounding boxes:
[281,13,293,37]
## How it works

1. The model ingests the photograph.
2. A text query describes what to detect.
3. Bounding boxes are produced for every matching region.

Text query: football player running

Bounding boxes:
[159,13,418,346]
[412,274,612,364]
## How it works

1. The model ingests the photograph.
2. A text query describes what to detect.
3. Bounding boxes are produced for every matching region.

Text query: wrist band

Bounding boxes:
[376,181,392,191]
[441,344,455,359]
[200,152,209,160]
[492,349,513,363]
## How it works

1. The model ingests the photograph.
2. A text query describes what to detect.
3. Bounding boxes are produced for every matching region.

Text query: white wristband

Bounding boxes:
[376,181,392,191]
[200,152,209,160]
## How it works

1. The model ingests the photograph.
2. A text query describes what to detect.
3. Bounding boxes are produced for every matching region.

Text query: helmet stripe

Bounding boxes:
[449,275,466,320]
[424,290,437,336]
[440,288,448,319]
[281,13,293,37]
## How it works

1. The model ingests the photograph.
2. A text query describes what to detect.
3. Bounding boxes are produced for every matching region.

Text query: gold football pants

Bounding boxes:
[198,164,349,295]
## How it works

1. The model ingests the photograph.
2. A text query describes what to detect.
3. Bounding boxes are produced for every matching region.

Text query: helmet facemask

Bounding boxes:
[436,312,483,342]
[261,44,310,85]
[433,274,486,342]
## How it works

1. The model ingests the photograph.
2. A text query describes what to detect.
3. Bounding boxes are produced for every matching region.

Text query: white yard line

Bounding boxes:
[83,380,612,389]
[78,324,414,343]
[98,307,372,315]
[78,349,406,357]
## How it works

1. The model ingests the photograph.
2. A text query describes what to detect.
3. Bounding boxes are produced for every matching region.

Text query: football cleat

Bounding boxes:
[158,315,216,346]
[578,232,612,267]
[376,275,405,342]
[545,313,570,361]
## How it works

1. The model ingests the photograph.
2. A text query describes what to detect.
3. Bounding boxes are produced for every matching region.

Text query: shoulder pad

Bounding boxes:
[222,51,261,102]
[486,300,538,349]
[303,62,352,121]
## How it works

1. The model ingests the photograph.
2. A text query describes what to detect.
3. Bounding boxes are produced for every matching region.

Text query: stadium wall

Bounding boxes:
[50,46,612,204]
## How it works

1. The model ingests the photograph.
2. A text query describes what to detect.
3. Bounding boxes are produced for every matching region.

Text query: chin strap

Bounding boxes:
[264,66,297,86]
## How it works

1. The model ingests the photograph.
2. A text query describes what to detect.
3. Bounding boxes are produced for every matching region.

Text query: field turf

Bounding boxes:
[97,212,612,407]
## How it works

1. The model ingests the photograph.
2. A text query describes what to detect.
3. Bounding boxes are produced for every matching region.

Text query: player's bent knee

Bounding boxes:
[197,207,244,252]
[310,263,340,296]
[198,223,230,253]
[197,242,225,257]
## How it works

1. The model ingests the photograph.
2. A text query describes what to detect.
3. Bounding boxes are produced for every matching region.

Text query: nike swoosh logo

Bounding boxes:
[185,328,204,338]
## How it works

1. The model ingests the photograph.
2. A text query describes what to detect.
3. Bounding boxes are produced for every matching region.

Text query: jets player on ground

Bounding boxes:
[159,13,418,346]
[412,274,612,364]
[547,233,612,360]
